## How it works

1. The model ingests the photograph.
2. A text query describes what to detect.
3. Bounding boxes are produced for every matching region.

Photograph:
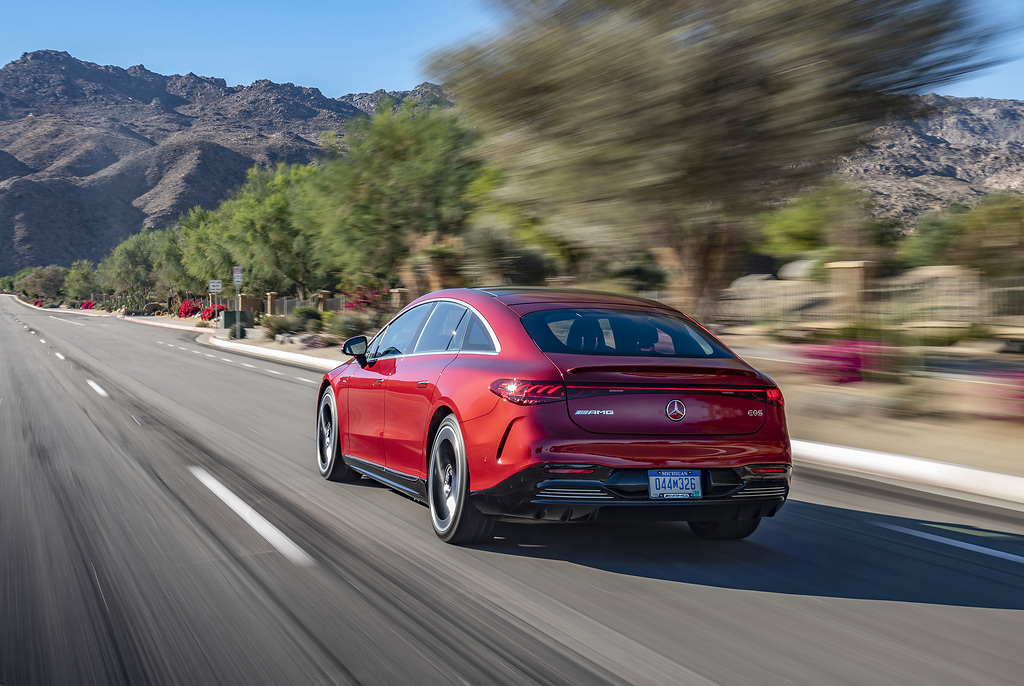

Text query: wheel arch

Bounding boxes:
[425,405,455,474]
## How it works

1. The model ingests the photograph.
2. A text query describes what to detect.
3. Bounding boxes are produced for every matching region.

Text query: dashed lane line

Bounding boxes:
[86,380,109,398]
[241,363,256,368]
[55,353,65,360]
[221,358,231,362]
[188,467,314,567]
[39,339,45,344]
[48,315,84,326]
[296,377,316,383]
[265,369,283,375]
[876,522,1024,565]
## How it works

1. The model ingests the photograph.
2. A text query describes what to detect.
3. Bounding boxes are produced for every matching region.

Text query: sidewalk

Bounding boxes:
[9,296,1023,509]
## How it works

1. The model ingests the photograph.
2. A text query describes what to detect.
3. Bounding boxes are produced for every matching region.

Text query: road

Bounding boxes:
[2,295,1023,686]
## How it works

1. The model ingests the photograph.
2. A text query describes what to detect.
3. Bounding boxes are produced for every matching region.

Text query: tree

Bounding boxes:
[216,164,327,299]
[98,229,157,308]
[64,260,99,300]
[898,205,968,268]
[0,275,13,292]
[758,184,901,261]
[180,207,235,290]
[313,102,483,292]
[15,265,67,299]
[950,193,1024,276]
[432,0,997,313]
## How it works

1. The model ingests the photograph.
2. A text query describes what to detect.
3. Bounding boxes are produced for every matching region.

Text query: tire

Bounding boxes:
[688,517,761,541]
[428,414,494,544]
[316,388,360,482]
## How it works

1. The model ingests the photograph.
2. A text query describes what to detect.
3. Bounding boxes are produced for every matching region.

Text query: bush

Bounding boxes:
[196,320,212,328]
[81,300,97,310]
[327,310,373,339]
[262,314,298,338]
[305,317,323,333]
[200,304,226,321]
[292,306,323,327]
[228,325,246,339]
[178,299,203,318]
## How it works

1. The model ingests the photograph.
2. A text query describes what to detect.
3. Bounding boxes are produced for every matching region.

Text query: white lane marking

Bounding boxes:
[55,353,65,360]
[39,339,45,344]
[131,415,142,425]
[49,315,84,326]
[296,377,316,383]
[188,467,314,567]
[221,358,231,362]
[157,341,164,344]
[265,369,283,375]
[206,354,215,358]
[86,380,109,397]
[29,330,35,334]
[178,346,187,351]
[23,325,27,329]
[192,350,202,355]
[876,523,1024,565]
[241,363,256,368]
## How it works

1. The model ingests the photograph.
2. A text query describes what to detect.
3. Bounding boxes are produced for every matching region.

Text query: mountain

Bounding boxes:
[833,94,1024,222]
[0,51,441,275]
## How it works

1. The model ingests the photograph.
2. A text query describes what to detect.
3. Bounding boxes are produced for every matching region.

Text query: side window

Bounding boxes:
[462,314,497,352]
[371,304,433,358]
[412,302,467,353]
[447,310,470,351]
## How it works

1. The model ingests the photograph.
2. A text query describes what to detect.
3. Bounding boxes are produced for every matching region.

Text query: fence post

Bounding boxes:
[266,292,277,316]
[826,261,873,323]
[318,290,331,313]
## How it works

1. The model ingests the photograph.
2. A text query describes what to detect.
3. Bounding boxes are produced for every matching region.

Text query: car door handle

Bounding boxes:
[416,381,429,388]
[373,379,384,387]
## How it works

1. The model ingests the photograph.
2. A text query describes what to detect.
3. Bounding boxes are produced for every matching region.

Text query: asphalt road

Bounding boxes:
[2,295,1024,686]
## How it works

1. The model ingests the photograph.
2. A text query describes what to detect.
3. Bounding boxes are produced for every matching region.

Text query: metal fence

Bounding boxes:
[705,272,1024,329]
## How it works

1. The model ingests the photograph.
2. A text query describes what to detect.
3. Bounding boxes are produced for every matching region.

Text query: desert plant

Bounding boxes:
[261,314,298,338]
[327,310,373,339]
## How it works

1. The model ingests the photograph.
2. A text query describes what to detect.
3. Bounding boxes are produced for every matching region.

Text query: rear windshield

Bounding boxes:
[521,308,731,358]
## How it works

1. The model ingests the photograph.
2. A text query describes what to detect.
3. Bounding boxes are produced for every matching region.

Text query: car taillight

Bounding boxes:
[750,467,787,474]
[766,387,784,408]
[489,379,566,405]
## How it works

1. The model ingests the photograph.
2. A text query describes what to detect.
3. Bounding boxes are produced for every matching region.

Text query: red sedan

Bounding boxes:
[316,288,790,544]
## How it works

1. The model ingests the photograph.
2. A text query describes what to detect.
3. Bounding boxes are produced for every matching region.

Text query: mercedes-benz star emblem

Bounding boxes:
[665,399,686,421]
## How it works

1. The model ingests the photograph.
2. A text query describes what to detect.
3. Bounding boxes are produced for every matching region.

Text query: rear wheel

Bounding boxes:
[688,517,761,540]
[317,388,359,482]
[428,414,494,544]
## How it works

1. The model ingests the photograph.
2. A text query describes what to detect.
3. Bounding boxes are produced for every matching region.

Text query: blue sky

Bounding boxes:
[2,0,1021,99]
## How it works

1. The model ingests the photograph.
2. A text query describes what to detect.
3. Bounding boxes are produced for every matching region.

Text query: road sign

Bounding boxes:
[209,279,223,293]
[232,266,243,285]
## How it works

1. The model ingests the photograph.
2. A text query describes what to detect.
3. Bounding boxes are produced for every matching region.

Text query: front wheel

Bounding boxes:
[428,415,494,544]
[316,388,360,482]
[688,517,761,540]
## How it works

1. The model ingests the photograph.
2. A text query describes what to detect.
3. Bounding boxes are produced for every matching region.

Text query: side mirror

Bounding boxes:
[342,336,368,365]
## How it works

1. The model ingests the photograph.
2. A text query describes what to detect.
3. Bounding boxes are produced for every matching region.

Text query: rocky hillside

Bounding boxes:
[0,51,442,275]
[834,94,1024,222]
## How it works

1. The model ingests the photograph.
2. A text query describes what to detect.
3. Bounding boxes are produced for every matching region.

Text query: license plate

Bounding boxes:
[648,469,702,499]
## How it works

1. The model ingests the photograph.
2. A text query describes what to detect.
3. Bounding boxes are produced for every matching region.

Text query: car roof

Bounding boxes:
[473,287,677,311]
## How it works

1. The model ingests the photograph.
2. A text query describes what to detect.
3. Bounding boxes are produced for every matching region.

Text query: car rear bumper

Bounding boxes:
[470,464,789,523]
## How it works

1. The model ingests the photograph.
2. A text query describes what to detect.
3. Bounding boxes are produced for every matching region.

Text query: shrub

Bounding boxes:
[801,340,904,384]
[178,299,203,318]
[327,310,373,339]
[81,300,97,310]
[196,320,212,328]
[228,325,246,339]
[33,300,43,307]
[301,335,326,350]
[200,304,226,321]
[305,317,323,333]
[262,314,298,338]
[292,306,323,327]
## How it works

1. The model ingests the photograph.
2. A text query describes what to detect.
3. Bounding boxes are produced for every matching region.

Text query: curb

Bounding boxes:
[793,439,1024,510]
[204,334,340,372]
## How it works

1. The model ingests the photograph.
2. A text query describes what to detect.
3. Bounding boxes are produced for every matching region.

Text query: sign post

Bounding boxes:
[232,267,243,339]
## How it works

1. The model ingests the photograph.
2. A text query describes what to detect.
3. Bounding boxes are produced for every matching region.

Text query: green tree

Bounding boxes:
[15,265,68,299]
[0,275,13,292]
[759,184,901,261]
[180,207,234,289]
[63,260,99,300]
[432,0,996,313]
[313,102,483,290]
[899,205,968,267]
[951,193,1024,276]
[217,164,326,299]
[98,229,157,308]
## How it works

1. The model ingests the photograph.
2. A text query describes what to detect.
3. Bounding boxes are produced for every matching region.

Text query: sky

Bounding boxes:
[2,0,1022,99]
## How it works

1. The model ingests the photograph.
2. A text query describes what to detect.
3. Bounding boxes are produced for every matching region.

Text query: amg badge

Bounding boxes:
[574,409,615,415]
